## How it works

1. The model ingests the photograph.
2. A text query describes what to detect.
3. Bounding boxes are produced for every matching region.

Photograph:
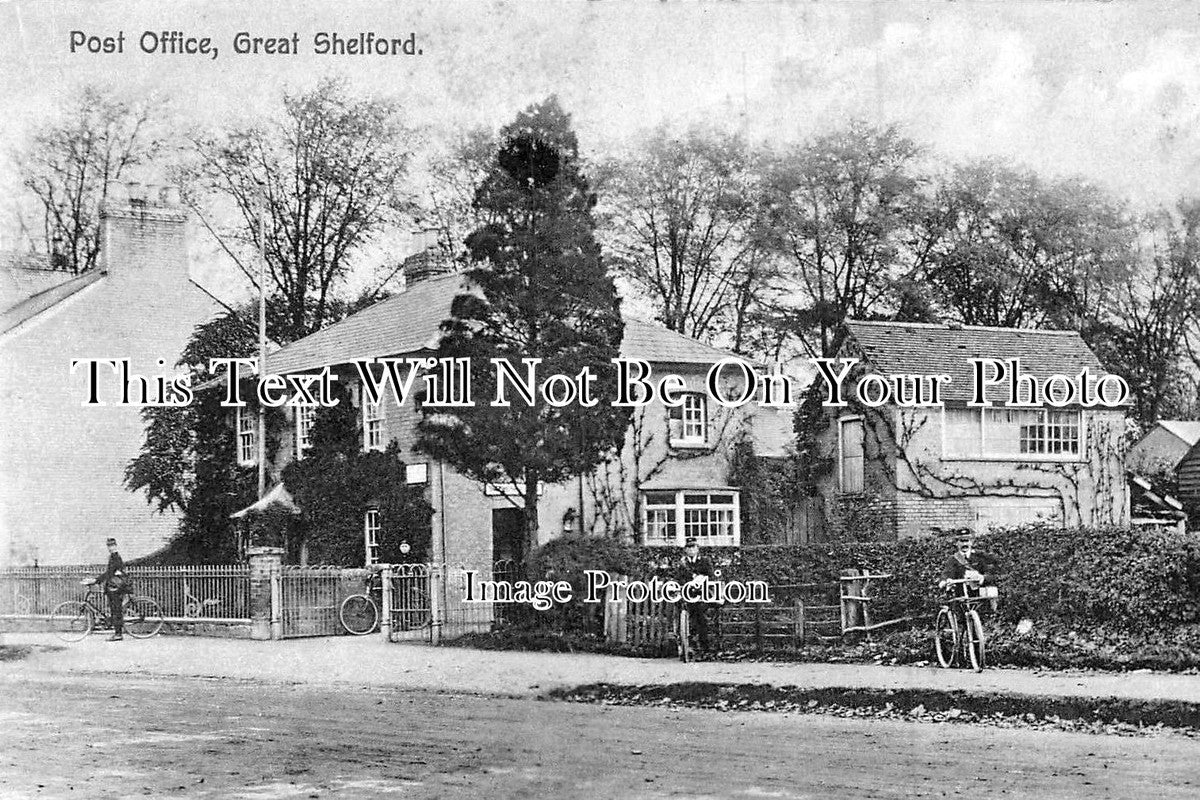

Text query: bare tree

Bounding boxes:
[188,78,417,341]
[760,121,935,357]
[14,86,160,273]
[924,161,1132,330]
[417,126,497,263]
[597,126,772,349]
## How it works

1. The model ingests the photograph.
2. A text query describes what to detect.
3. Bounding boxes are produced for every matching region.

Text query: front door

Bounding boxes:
[491,508,525,566]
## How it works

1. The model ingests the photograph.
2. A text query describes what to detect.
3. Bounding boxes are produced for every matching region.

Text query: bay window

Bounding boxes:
[641,490,739,546]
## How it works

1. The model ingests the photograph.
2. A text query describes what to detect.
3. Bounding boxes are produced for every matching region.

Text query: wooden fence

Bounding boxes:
[602,569,906,653]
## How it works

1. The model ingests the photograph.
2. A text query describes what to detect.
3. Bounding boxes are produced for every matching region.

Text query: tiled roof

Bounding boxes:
[843,319,1109,405]
[266,273,735,373]
[1159,420,1200,448]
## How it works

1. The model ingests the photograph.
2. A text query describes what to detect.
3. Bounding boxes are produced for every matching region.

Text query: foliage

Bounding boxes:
[283,386,432,565]
[727,438,808,546]
[1083,202,1200,425]
[415,96,632,557]
[923,161,1132,330]
[523,535,644,635]
[759,121,935,357]
[14,85,161,273]
[189,77,416,340]
[597,126,775,351]
[127,308,279,563]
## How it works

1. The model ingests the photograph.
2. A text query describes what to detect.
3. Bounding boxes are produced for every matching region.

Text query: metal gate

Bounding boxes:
[280,566,366,638]
[386,563,435,641]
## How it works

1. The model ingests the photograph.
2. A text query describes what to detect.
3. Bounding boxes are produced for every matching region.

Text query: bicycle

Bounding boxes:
[933,578,997,672]
[50,580,164,642]
[339,570,382,635]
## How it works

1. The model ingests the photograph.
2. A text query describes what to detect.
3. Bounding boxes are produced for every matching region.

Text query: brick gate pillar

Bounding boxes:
[248,547,284,641]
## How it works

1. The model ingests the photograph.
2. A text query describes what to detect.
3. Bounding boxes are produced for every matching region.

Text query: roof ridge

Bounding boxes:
[845,318,1081,336]
[269,272,466,359]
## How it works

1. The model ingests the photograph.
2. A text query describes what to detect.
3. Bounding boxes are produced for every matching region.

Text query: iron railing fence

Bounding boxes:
[0,565,251,622]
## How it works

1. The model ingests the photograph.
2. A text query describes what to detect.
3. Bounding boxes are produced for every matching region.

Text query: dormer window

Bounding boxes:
[669,392,708,445]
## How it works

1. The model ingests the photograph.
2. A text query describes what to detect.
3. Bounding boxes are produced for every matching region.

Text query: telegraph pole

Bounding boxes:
[257,202,268,500]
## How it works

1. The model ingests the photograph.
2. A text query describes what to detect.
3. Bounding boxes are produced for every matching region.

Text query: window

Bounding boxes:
[295,405,315,459]
[643,492,677,544]
[364,508,380,566]
[363,399,384,451]
[985,408,1081,458]
[640,490,739,547]
[839,417,864,493]
[236,407,256,466]
[668,393,707,445]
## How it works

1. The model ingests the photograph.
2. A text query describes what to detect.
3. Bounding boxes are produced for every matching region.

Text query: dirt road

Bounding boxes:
[1,672,1196,799]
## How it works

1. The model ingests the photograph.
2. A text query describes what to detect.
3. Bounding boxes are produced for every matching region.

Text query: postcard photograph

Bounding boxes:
[1,1,1199,798]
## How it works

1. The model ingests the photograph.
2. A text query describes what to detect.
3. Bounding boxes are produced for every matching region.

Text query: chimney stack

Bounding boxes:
[401,227,455,287]
[100,182,187,285]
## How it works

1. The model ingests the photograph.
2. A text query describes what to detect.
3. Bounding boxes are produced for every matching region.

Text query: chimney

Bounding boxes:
[100,182,187,285]
[401,227,455,287]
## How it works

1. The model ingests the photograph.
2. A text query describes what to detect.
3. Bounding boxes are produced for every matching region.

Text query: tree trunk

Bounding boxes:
[523,472,540,568]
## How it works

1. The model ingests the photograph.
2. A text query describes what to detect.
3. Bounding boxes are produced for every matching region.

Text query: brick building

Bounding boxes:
[239,271,777,573]
[0,184,222,566]
[813,320,1129,539]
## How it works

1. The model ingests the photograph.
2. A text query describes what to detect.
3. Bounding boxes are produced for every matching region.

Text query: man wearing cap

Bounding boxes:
[91,538,127,641]
[940,533,985,587]
[677,538,715,653]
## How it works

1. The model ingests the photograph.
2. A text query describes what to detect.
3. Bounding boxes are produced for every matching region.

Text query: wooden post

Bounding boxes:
[794,597,805,647]
[840,568,864,636]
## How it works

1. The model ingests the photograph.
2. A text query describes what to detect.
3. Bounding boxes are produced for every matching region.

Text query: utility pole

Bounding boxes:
[257,202,268,500]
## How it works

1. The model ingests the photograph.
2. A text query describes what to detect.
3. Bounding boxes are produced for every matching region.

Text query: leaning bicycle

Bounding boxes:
[50,580,164,642]
[339,570,382,635]
[933,577,997,672]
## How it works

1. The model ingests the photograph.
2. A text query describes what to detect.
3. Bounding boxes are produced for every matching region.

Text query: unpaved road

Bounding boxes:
[0,672,1196,799]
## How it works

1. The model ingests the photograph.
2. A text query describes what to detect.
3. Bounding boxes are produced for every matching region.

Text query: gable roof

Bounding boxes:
[1158,420,1200,448]
[266,273,733,374]
[843,319,1109,405]
[0,267,104,336]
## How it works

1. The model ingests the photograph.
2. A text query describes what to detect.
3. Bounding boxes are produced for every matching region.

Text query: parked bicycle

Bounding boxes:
[933,577,997,672]
[50,581,164,642]
[339,570,382,636]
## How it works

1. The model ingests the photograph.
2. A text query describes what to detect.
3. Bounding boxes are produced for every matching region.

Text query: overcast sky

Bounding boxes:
[3,0,1199,296]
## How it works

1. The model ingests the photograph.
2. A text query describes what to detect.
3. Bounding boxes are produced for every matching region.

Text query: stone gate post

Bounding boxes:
[248,547,284,641]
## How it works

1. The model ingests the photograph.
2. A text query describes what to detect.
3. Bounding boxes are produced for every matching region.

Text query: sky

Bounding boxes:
[2,0,1199,299]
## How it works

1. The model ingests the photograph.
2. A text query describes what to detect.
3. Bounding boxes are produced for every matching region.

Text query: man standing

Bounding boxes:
[93,537,127,641]
[677,538,715,653]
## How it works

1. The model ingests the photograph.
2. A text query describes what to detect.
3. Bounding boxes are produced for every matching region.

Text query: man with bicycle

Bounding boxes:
[677,538,715,654]
[87,537,129,641]
[940,532,986,592]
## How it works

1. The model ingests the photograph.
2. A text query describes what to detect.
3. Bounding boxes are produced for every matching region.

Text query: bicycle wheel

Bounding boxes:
[964,609,986,672]
[933,606,959,669]
[678,606,691,662]
[339,594,379,635]
[124,596,164,638]
[51,601,94,642]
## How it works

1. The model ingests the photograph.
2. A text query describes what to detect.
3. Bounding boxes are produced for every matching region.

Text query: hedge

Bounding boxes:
[527,524,1200,636]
